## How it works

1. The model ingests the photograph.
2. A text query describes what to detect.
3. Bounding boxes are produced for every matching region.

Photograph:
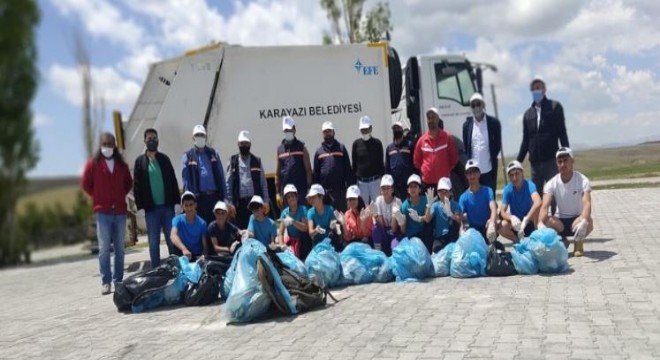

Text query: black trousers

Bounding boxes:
[235,197,253,230]
[479,170,497,197]
[197,192,222,225]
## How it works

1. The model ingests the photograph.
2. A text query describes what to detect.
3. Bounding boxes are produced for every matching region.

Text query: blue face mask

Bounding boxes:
[532,90,544,103]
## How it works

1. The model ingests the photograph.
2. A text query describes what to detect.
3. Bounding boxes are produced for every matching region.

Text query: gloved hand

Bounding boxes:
[174,204,182,214]
[408,208,423,223]
[359,207,372,222]
[486,222,497,243]
[518,216,529,240]
[573,219,588,242]
[425,188,435,209]
[441,197,453,218]
[315,225,326,235]
[537,222,547,229]
[368,202,378,217]
[330,220,342,235]
[333,210,346,226]
[239,229,249,241]
[392,206,406,225]
[510,215,522,232]
[136,209,145,217]
[282,216,294,227]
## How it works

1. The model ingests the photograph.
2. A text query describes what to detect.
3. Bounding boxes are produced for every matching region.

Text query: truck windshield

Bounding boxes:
[434,62,476,106]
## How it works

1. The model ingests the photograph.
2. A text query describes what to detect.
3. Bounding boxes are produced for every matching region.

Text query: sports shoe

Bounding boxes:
[101,284,111,295]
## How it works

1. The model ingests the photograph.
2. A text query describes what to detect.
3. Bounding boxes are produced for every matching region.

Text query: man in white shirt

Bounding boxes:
[538,147,593,257]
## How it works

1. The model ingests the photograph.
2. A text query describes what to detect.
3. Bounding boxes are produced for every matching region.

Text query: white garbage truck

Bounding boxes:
[116,42,486,233]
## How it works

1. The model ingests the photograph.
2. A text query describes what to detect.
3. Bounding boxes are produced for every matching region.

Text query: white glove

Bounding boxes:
[408,208,423,223]
[573,219,588,242]
[282,216,294,227]
[537,222,547,229]
[136,209,145,217]
[359,207,372,222]
[330,220,342,235]
[510,215,522,232]
[486,222,497,243]
[174,204,182,214]
[368,202,378,216]
[441,197,453,218]
[315,226,326,235]
[239,229,249,241]
[518,216,529,239]
[425,188,435,208]
[333,210,345,226]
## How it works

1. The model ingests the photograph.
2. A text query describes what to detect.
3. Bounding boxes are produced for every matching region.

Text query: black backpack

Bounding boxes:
[257,248,336,315]
[486,241,518,277]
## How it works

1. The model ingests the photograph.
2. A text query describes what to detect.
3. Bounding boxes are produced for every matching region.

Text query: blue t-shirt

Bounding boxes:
[172,214,207,255]
[307,205,335,244]
[501,180,537,219]
[280,205,307,238]
[430,200,460,238]
[247,215,277,246]
[401,196,428,238]
[459,186,494,227]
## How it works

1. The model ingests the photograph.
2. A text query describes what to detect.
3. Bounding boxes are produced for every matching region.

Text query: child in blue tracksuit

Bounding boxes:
[424,177,461,252]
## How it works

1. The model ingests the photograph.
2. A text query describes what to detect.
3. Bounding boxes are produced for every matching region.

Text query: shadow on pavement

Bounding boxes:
[587,237,613,244]
[538,268,576,277]
[582,250,617,262]
[20,246,144,270]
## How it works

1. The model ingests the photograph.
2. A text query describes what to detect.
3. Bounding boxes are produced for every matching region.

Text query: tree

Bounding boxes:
[320,0,392,44]
[0,1,40,266]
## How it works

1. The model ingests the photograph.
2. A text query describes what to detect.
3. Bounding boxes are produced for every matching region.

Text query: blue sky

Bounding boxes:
[32,0,660,177]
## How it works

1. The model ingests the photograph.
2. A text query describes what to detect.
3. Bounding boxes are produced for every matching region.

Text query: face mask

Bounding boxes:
[194,137,206,148]
[361,133,371,141]
[471,105,484,118]
[284,132,294,142]
[532,90,543,103]
[393,129,404,139]
[101,147,114,159]
[146,139,158,152]
[239,145,251,156]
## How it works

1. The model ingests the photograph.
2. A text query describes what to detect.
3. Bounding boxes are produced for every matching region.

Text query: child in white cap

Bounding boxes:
[371,174,403,255]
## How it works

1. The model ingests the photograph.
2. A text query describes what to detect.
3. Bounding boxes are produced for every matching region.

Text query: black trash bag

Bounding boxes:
[113,282,133,312]
[205,253,233,277]
[184,260,221,306]
[112,255,181,311]
[486,241,518,277]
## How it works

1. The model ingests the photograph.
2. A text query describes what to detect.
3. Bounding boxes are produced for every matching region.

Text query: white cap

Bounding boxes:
[306,183,325,198]
[248,195,264,208]
[556,147,574,159]
[530,75,545,88]
[359,115,373,130]
[437,177,452,191]
[181,190,196,204]
[283,116,295,131]
[237,130,251,143]
[506,160,524,174]
[407,174,422,186]
[346,185,361,199]
[283,184,298,196]
[465,159,480,172]
[192,125,206,136]
[469,93,484,104]
[213,201,228,212]
[392,120,404,129]
[426,107,440,117]
[380,174,394,187]
[322,121,334,131]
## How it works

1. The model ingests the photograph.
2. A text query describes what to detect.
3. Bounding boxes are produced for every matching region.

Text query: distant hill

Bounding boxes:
[25,176,80,196]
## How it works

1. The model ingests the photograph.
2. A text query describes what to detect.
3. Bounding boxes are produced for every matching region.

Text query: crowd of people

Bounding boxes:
[81,76,594,295]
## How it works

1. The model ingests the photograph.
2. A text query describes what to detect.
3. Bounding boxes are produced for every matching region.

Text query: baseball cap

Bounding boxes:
[426,107,440,117]
[237,130,251,143]
[437,177,452,191]
[248,195,264,209]
[469,93,485,104]
[359,115,373,130]
[322,121,334,131]
[506,160,524,174]
[392,120,404,129]
[407,174,422,186]
[213,201,228,212]
[192,124,206,136]
[346,185,361,199]
[181,191,196,204]
[530,75,545,88]
[306,184,325,198]
[283,184,298,196]
[282,116,295,131]
[380,174,394,187]
[465,159,480,172]
[556,147,574,159]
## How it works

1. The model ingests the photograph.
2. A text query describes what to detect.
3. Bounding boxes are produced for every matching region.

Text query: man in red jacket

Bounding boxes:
[414,107,459,191]
[81,133,133,295]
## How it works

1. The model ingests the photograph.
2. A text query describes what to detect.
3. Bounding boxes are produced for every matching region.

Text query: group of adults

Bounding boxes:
[81,76,593,295]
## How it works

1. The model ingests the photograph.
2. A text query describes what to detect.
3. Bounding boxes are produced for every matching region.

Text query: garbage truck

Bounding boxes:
[116,42,486,235]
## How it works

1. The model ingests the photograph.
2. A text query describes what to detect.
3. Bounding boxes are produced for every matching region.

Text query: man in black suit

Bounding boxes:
[462,93,502,195]
[517,76,569,197]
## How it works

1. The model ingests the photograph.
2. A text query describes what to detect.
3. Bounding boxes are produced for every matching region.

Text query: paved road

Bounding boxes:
[1,188,659,360]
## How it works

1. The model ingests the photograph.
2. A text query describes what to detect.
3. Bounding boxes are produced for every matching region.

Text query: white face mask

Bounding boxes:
[361,133,372,141]
[194,137,206,148]
[101,147,114,158]
[284,132,294,142]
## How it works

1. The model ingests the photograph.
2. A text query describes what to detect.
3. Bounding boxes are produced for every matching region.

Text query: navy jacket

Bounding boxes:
[517,97,569,163]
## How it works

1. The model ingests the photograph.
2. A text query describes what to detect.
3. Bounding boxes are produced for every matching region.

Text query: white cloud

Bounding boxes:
[33,113,52,127]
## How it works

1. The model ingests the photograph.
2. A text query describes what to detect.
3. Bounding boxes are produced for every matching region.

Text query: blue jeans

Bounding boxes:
[96,212,126,285]
[145,205,175,267]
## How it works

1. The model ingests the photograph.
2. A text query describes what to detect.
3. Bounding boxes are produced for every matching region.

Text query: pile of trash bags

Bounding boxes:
[450,229,489,278]
[339,242,393,285]
[512,228,569,274]
[390,237,434,282]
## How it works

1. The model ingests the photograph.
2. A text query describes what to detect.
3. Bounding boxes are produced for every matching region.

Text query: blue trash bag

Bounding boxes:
[178,256,202,284]
[339,242,394,285]
[390,237,434,282]
[132,271,188,313]
[221,250,240,299]
[225,239,271,323]
[432,243,455,277]
[528,228,569,273]
[450,229,488,278]
[305,238,343,288]
[257,253,298,315]
[511,239,539,275]
[276,249,308,276]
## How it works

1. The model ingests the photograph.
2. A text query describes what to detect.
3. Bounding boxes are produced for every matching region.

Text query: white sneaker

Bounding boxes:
[101,284,111,295]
